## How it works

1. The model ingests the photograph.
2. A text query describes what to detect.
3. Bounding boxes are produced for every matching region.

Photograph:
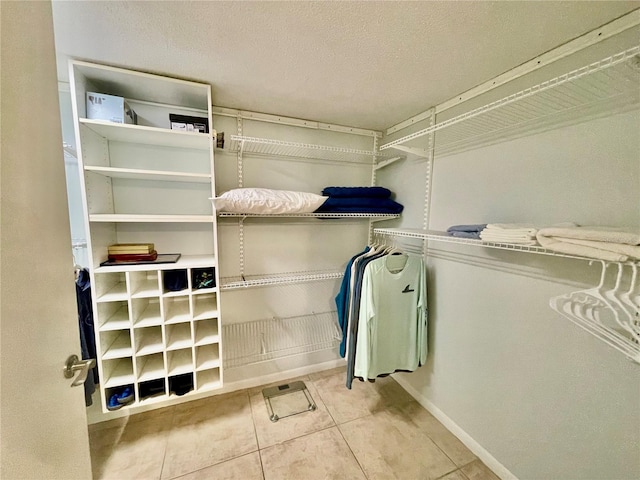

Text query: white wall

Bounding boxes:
[378,109,640,479]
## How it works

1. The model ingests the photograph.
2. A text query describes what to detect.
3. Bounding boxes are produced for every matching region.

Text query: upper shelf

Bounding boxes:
[373,228,629,262]
[90,214,213,223]
[228,135,393,164]
[85,166,211,183]
[80,119,211,150]
[380,46,640,158]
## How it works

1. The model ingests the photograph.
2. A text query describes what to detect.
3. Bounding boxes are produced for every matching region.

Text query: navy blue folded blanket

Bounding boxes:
[315,196,403,214]
[322,186,391,198]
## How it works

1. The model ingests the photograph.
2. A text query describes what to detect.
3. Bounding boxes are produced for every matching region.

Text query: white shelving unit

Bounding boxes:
[69,60,223,412]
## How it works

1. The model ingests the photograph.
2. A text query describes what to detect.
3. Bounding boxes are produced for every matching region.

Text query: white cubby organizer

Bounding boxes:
[69,60,223,412]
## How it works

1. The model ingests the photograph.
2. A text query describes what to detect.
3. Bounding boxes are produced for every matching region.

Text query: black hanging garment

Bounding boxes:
[76,268,98,406]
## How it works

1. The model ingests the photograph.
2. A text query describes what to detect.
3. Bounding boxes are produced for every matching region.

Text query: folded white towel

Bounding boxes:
[485,223,538,236]
[480,232,538,245]
[536,226,640,246]
[536,226,640,261]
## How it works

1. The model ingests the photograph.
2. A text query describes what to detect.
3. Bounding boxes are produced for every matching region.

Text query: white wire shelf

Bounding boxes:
[228,135,393,164]
[220,270,343,290]
[373,228,622,262]
[218,212,400,221]
[222,311,341,368]
[381,46,640,158]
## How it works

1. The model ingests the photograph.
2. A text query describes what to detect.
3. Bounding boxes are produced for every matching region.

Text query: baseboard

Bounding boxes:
[392,375,518,480]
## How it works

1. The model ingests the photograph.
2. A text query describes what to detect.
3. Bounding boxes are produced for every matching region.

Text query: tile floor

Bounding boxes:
[88,366,500,480]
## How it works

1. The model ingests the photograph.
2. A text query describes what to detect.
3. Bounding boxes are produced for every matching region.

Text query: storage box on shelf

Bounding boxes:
[70,60,223,412]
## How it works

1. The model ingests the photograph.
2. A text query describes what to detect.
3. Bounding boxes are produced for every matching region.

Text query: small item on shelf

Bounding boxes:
[108,243,155,255]
[164,269,188,292]
[86,92,137,125]
[108,251,158,262]
[139,379,166,400]
[99,253,182,267]
[169,113,208,133]
[106,385,135,410]
[192,267,215,289]
[169,373,194,396]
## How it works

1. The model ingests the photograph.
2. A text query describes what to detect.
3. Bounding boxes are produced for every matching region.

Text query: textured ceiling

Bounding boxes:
[51,1,639,131]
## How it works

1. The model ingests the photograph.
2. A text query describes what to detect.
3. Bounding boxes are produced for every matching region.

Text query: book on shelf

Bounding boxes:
[108,243,155,254]
[108,251,158,262]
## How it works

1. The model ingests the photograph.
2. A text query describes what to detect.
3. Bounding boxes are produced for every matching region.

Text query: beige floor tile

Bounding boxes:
[260,427,366,480]
[247,375,310,396]
[250,379,335,448]
[339,408,457,480]
[90,415,171,480]
[89,405,176,434]
[308,365,347,381]
[394,401,477,466]
[461,459,500,480]
[171,452,263,480]
[438,470,468,480]
[161,391,258,479]
[311,369,414,424]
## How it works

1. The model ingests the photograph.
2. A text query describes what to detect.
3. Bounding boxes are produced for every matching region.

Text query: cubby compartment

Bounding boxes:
[136,353,166,382]
[192,293,218,321]
[102,357,135,388]
[101,329,133,359]
[134,326,164,356]
[163,297,191,324]
[104,384,135,411]
[194,319,219,346]
[129,270,161,298]
[139,378,167,401]
[168,372,194,397]
[97,301,130,331]
[191,267,216,291]
[165,323,193,350]
[195,344,220,371]
[196,368,221,391]
[94,271,128,302]
[167,349,193,376]
[131,297,162,328]
[162,269,188,295]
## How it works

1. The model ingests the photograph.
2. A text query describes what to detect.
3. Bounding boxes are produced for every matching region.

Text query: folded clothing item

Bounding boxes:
[322,186,391,198]
[447,224,487,239]
[480,223,539,244]
[450,231,483,239]
[447,224,487,233]
[536,226,640,261]
[484,223,538,235]
[315,196,403,214]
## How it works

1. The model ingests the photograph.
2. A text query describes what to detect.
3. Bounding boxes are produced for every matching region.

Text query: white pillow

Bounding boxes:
[211,188,327,214]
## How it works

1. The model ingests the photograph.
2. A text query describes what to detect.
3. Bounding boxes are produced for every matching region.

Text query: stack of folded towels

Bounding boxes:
[536,226,640,262]
[479,224,538,245]
[315,186,404,214]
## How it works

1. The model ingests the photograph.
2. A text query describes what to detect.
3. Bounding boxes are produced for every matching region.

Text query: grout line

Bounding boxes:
[335,422,370,479]
[166,452,261,480]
